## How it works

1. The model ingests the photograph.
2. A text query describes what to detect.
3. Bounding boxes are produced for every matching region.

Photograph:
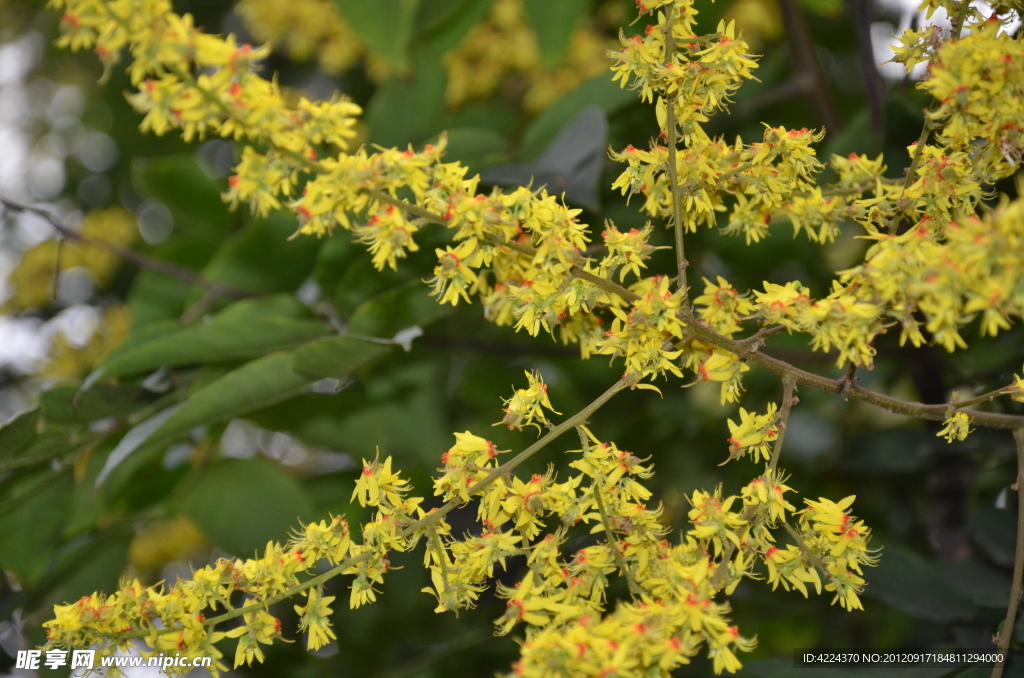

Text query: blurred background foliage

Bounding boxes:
[0,0,1022,676]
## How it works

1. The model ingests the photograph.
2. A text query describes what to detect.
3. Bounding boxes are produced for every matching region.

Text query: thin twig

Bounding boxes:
[992,427,1024,678]
[769,373,798,470]
[662,4,689,299]
[51,237,64,301]
[680,309,1024,430]
[854,0,886,140]
[776,0,842,133]
[736,324,787,352]
[576,426,642,598]
[0,198,253,300]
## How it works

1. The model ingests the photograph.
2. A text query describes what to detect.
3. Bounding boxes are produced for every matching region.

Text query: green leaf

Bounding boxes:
[48,532,132,605]
[292,336,392,381]
[131,154,231,235]
[178,458,314,557]
[140,352,313,450]
[0,471,73,586]
[367,57,447,148]
[198,213,322,296]
[522,0,589,67]
[0,409,41,463]
[348,280,456,337]
[417,0,496,54]
[98,338,388,490]
[127,270,192,328]
[841,429,929,474]
[970,506,1016,568]
[334,0,422,71]
[520,73,638,160]
[98,295,332,378]
[865,544,977,623]
[440,127,510,172]
[39,385,146,427]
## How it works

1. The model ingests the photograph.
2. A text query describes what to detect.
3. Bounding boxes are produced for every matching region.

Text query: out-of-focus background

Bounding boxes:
[0,0,1022,676]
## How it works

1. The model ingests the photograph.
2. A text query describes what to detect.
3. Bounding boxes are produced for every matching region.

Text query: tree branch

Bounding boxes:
[662,4,690,299]
[854,0,886,140]
[577,426,642,598]
[992,427,1024,678]
[769,373,798,470]
[0,198,253,301]
[776,0,842,134]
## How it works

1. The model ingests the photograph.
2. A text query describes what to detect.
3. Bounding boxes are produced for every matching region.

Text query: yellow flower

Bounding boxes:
[937,411,973,443]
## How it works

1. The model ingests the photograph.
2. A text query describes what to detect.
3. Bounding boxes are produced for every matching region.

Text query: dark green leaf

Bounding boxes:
[141,352,312,450]
[0,409,40,463]
[367,57,447,148]
[441,127,510,173]
[98,295,331,378]
[970,506,1016,568]
[348,280,456,337]
[865,544,977,623]
[522,0,589,67]
[127,270,192,328]
[198,213,322,296]
[48,533,132,603]
[418,0,496,54]
[841,429,930,474]
[292,336,392,381]
[334,0,422,71]
[520,73,637,160]
[0,471,73,586]
[39,385,146,426]
[178,458,314,557]
[131,154,231,234]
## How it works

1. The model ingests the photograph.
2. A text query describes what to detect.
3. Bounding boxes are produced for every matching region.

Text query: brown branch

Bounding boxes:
[769,373,798,469]
[776,0,842,134]
[0,198,253,301]
[662,4,689,299]
[854,0,886,141]
[993,427,1024,678]
[577,426,642,598]
[681,311,1024,430]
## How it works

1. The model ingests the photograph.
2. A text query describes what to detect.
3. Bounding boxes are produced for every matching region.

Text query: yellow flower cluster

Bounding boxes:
[499,370,561,431]
[937,411,973,442]
[723,403,778,463]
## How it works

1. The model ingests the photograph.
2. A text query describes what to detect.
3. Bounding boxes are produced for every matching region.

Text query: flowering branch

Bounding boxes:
[103,377,628,642]
[577,426,642,598]
[662,3,689,299]
[370,187,1024,431]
